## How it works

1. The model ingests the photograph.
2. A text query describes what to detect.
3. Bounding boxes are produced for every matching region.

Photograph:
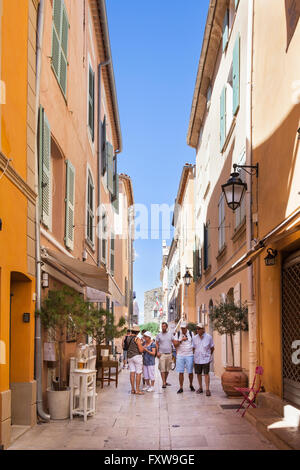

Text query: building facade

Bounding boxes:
[0,0,38,449]
[143,287,163,325]
[187,0,251,379]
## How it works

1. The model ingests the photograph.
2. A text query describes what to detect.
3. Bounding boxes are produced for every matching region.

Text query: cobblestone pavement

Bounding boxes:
[9,366,277,450]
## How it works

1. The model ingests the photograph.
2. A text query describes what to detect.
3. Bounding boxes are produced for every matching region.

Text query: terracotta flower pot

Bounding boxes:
[221,366,248,397]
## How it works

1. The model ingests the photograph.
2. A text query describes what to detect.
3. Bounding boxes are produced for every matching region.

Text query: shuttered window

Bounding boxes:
[222,9,229,52]
[112,156,119,213]
[110,235,115,276]
[101,211,107,264]
[101,117,107,175]
[220,86,226,151]
[88,65,95,141]
[204,223,210,271]
[52,0,69,96]
[87,171,94,245]
[65,160,75,250]
[39,107,51,228]
[218,194,226,251]
[233,35,240,116]
[106,142,114,194]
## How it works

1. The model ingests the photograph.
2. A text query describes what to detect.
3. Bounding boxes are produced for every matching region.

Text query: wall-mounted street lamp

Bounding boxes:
[222,163,259,211]
[264,248,278,266]
[183,269,193,287]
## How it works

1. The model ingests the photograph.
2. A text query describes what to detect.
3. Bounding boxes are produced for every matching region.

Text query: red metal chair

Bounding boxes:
[235,366,264,417]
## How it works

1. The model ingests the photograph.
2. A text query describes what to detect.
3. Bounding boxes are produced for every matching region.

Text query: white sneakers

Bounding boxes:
[147,387,154,392]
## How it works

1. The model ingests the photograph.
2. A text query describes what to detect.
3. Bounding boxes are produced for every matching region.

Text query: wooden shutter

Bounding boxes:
[233,35,240,116]
[110,236,115,276]
[87,172,94,244]
[204,224,208,271]
[52,0,61,78]
[220,86,226,151]
[65,160,75,250]
[39,108,51,228]
[112,174,119,213]
[51,0,68,96]
[59,3,68,95]
[222,9,229,52]
[101,117,107,175]
[106,142,114,194]
[88,66,95,141]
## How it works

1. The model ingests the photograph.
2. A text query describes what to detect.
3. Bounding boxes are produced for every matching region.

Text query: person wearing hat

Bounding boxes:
[127,325,145,395]
[173,321,195,393]
[193,323,214,396]
[142,331,156,392]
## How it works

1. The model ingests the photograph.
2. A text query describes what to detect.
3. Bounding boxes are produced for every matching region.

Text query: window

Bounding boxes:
[65,160,75,250]
[218,193,226,251]
[204,222,211,270]
[112,157,119,213]
[235,153,246,228]
[88,65,95,141]
[101,116,107,175]
[86,170,94,245]
[106,143,114,194]
[110,234,115,276]
[101,210,107,264]
[153,310,158,319]
[39,107,52,228]
[52,0,69,96]
[222,8,229,52]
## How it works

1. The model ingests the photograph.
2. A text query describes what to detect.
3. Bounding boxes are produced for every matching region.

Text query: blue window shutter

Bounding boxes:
[220,86,226,151]
[233,35,240,116]
[222,9,229,52]
[65,160,75,250]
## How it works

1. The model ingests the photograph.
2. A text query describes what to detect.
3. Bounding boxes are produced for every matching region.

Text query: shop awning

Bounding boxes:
[208,209,300,290]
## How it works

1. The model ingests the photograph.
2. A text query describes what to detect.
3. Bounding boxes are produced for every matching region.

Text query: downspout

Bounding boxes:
[245,0,256,386]
[34,0,50,421]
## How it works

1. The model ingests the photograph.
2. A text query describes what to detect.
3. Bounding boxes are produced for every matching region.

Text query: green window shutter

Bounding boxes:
[106,142,114,194]
[51,0,68,96]
[204,224,208,271]
[39,108,51,228]
[222,9,229,52]
[220,86,226,151]
[112,173,119,213]
[87,172,94,244]
[88,66,95,141]
[233,35,240,116]
[110,236,115,276]
[65,160,75,250]
[101,117,107,175]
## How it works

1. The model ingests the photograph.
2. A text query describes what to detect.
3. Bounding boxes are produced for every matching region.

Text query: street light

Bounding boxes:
[222,163,259,211]
[183,269,192,287]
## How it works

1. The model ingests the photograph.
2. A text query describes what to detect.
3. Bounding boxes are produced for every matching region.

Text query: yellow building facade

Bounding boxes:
[0,0,38,449]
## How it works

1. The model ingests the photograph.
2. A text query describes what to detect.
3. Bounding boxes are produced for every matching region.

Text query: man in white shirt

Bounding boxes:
[193,323,214,396]
[173,322,195,394]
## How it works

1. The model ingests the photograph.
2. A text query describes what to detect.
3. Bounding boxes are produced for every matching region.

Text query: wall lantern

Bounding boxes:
[183,269,192,287]
[264,249,278,266]
[42,271,49,288]
[222,163,259,211]
[169,306,174,314]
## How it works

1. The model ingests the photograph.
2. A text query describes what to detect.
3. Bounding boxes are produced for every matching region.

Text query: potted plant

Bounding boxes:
[210,300,248,397]
[39,287,101,419]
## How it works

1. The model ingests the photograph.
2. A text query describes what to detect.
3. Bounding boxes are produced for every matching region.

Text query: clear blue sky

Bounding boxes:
[106,0,210,321]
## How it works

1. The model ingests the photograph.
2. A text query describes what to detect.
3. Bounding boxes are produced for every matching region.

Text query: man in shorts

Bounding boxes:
[156,322,173,388]
[193,323,214,396]
[173,321,195,393]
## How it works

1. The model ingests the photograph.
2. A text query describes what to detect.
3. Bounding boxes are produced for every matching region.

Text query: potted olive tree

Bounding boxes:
[210,300,248,397]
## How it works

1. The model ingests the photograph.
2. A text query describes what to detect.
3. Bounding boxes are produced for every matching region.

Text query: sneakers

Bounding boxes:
[147,387,154,392]
[177,388,183,394]
[142,386,149,391]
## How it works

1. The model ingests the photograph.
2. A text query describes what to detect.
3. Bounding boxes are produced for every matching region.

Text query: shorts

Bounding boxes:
[194,363,210,375]
[176,355,194,374]
[123,350,128,361]
[128,355,143,374]
[143,365,155,381]
[158,353,172,372]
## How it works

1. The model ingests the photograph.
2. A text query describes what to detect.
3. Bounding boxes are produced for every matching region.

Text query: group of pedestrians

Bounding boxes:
[122,321,214,396]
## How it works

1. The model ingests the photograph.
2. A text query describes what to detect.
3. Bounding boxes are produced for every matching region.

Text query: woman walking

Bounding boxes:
[142,331,156,392]
[127,325,145,395]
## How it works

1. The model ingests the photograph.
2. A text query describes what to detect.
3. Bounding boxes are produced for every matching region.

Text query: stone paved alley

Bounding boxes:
[9,367,277,450]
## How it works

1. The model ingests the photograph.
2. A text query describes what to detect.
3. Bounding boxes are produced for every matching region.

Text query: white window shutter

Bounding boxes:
[65,160,75,250]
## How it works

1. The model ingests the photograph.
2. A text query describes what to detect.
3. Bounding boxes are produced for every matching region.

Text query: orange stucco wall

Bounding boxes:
[0,0,35,393]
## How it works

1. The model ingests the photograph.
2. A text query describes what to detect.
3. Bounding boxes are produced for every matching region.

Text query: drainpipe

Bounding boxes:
[34,0,50,422]
[245,0,256,387]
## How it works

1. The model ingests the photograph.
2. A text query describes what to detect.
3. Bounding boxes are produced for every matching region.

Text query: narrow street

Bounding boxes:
[9,367,276,451]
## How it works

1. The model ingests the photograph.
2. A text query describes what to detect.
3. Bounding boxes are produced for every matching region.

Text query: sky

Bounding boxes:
[106,0,210,322]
